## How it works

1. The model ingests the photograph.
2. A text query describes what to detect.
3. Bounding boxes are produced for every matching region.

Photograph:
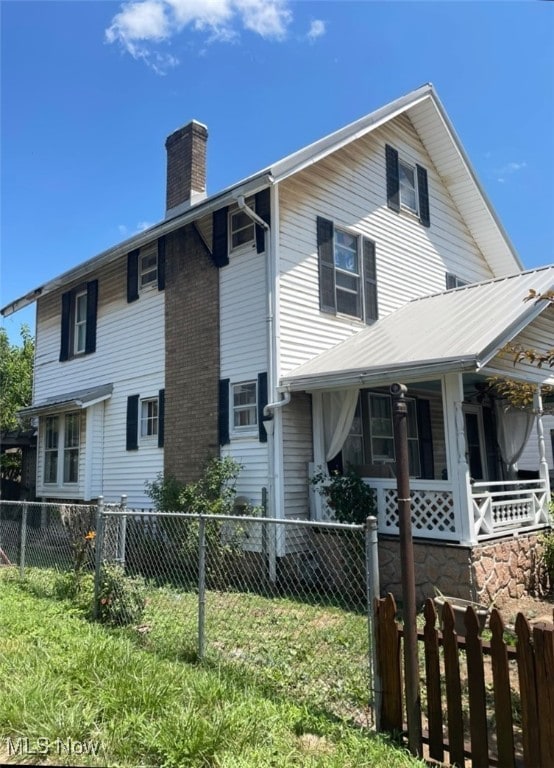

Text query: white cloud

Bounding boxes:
[494,160,527,184]
[307,19,325,42]
[136,221,153,231]
[106,0,293,70]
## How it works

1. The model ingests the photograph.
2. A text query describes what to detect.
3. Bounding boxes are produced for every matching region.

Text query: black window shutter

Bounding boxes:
[385,144,400,212]
[157,237,166,291]
[212,207,229,268]
[158,388,165,448]
[257,372,269,443]
[126,395,139,451]
[317,216,336,313]
[255,189,271,254]
[84,280,98,355]
[416,399,434,479]
[59,291,71,362]
[362,238,378,324]
[127,250,139,303]
[445,272,457,290]
[219,378,230,445]
[417,164,430,227]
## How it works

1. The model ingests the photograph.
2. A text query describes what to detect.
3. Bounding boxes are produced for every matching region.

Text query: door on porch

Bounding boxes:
[463,403,502,482]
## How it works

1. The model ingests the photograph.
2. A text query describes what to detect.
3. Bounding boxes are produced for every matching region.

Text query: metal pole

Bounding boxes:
[365,515,381,728]
[118,494,128,569]
[198,515,206,660]
[20,503,28,579]
[93,496,105,620]
[390,383,422,756]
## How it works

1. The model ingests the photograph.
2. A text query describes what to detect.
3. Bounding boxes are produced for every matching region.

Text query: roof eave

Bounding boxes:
[281,356,479,392]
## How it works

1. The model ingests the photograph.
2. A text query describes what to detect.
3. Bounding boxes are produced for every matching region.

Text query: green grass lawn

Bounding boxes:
[0,567,425,767]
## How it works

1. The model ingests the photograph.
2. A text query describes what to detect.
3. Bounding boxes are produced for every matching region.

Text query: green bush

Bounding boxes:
[540,528,554,589]
[96,564,146,626]
[310,466,376,524]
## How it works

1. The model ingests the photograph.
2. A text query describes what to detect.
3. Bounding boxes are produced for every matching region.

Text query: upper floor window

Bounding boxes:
[140,397,159,438]
[43,412,80,485]
[317,217,377,324]
[127,237,165,303]
[445,273,469,289]
[140,245,158,288]
[232,381,258,429]
[60,281,98,362]
[385,144,430,227]
[229,198,256,252]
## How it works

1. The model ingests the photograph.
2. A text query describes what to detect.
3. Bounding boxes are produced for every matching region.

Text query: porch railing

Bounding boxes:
[471,479,550,539]
[368,477,551,543]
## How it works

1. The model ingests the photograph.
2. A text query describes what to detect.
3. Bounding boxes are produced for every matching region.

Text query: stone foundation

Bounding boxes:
[378,531,547,606]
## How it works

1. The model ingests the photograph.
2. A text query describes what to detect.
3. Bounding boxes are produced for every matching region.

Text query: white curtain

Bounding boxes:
[322,389,360,462]
[494,400,535,479]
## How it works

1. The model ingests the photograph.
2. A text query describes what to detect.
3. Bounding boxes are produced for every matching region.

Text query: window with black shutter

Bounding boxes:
[59,280,98,362]
[127,240,164,302]
[317,217,377,324]
[386,144,430,227]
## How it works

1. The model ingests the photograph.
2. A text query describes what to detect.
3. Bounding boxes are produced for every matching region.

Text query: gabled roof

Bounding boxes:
[281,267,554,391]
[2,84,522,316]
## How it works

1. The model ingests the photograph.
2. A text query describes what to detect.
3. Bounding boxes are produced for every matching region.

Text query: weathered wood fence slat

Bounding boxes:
[375,593,554,768]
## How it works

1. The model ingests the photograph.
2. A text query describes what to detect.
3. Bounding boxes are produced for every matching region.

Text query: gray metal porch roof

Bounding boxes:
[281,267,554,391]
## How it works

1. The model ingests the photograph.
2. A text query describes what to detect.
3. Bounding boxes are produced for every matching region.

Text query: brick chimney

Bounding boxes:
[165,120,208,217]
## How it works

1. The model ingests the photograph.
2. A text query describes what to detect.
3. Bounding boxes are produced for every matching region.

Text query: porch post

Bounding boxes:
[535,385,551,496]
[442,373,475,544]
[311,391,325,520]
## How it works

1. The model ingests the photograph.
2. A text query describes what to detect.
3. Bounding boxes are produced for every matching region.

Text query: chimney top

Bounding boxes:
[165,120,208,218]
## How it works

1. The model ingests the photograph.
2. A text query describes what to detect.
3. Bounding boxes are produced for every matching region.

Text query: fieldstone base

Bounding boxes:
[378,530,548,606]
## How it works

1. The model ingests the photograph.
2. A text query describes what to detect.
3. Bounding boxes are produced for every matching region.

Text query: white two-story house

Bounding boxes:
[4,84,553,601]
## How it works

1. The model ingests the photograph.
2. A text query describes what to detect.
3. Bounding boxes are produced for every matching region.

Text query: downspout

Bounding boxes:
[236,194,290,517]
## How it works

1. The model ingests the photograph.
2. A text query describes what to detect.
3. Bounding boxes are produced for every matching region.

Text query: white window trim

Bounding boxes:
[140,396,159,441]
[367,392,421,476]
[73,290,87,355]
[398,157,419,215]
[333,226,363,322]
[228,197,256,254]
[43,412,81,486]
[231,380,258,434]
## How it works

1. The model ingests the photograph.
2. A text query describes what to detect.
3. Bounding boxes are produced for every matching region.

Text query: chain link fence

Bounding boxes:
[0,499,380,726]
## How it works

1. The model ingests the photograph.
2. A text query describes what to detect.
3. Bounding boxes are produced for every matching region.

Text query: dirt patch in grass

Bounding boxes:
[493,591,554,628]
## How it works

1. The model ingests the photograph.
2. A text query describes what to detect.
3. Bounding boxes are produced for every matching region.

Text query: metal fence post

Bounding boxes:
[93,496,105,620]
[198,515,206,660]
[19,503,28,579]
[118,494,128,569]
[365,515,381,728]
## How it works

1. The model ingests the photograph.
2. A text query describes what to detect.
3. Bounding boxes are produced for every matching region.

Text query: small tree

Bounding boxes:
[0,324,34,432]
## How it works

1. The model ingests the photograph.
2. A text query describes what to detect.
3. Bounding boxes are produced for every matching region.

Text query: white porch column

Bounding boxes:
[535,385,551,496]
[442,373,474,544]
[311,391,325,520]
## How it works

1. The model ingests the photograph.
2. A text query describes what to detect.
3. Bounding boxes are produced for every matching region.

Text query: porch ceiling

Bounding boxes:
[282,266,554,391]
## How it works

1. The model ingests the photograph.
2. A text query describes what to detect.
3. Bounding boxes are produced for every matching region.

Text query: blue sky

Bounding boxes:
[1,0,553,344]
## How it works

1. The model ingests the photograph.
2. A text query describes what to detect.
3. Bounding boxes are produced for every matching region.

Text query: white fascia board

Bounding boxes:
[270,86,433,184]
[1,173,273,317]
[477,300,553,369]
[429,95,523,272]
[281,357,478,392]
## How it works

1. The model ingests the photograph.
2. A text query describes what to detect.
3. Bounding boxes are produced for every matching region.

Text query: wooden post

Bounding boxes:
[390,383,422,756]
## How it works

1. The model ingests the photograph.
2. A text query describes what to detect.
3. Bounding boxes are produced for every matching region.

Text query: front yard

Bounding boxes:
[0,568,425,768]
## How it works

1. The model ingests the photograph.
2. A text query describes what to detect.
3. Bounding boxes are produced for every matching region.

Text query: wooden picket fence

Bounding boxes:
[375,594,554,767]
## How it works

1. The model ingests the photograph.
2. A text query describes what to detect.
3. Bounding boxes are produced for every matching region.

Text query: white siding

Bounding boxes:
[519,415,554,473]
[220,238,269,507]
[34,255,165,506]
[485,311,554,386]
[277,113,494,376]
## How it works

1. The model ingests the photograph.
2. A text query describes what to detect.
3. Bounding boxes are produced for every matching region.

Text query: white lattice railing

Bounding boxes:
[471,479,550,539]
[369,479,459,541]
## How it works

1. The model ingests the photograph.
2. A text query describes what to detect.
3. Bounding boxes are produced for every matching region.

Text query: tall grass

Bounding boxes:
[0,569,424,767]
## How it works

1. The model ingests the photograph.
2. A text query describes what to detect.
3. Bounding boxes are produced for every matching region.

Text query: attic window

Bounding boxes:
[140,245,158,288]
[385,144,430,227]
